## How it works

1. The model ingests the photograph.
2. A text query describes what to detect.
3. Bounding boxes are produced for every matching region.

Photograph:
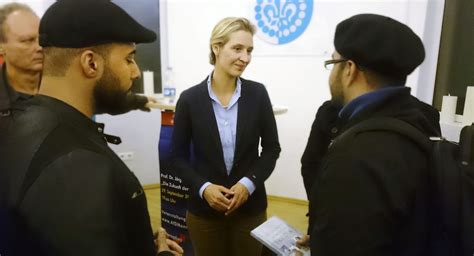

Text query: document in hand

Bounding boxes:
[251,216,310,256]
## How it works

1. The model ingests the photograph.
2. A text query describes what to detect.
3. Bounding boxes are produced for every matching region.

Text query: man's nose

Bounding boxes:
[132,62,141,80]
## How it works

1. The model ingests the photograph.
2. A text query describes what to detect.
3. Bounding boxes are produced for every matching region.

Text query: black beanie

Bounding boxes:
[334,13,425,79]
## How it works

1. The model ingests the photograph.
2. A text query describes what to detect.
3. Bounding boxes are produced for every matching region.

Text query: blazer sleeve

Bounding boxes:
[245,85,281,187]
[171,93,208,193]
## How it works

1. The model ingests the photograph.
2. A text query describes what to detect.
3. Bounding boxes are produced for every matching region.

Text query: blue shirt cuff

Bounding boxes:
[239,177,256,195]
[199,182,212,199]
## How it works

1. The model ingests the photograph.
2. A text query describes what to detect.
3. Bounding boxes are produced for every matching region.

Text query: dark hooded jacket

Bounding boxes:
[307,87,440,256]
[301,95,440,199]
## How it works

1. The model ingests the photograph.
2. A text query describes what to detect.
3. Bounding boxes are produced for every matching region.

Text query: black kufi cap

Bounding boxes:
[334,14,425,79]
[39,0,156,48]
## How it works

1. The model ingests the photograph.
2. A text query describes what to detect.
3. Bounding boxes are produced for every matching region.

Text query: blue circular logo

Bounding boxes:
[254,0,313,45]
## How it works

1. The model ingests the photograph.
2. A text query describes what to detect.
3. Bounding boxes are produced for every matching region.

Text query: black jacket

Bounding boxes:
[0,64,33,115]
[308,88,440,256]
[0,95,156,256]
[301,97,440,199]
[171,77,281,217]
[0,64,11,113]
[301,100,342,199]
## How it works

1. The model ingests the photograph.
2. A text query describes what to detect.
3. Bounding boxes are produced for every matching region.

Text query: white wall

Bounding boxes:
[7,0,444,199]
[415,0,445,104]
[163,0,443,200]
[95,111,162,185]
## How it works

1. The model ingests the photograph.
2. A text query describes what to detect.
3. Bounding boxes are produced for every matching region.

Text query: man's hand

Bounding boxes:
[165,238,183,256]
[154,227,184,255]
[225,183,249,216]
[143,96,159,111]
[296,234,310,248]
[203,184,234,212]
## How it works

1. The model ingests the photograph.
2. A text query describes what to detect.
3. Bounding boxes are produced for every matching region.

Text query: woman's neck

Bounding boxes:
[211,68,236,95]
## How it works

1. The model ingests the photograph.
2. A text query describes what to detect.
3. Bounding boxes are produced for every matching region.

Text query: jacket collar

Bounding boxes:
[31,95,121,144]
[339,86,409,121]
[0,64,12,113]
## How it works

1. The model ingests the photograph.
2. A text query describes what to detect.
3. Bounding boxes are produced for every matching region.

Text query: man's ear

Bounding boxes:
[80,50,103,78]
[345,60,359,85]
[0,45,6,55]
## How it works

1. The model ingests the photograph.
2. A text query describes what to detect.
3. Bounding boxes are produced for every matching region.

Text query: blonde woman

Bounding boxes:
[171,17,280,256]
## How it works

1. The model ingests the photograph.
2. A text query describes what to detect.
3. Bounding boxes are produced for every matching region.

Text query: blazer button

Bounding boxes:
[331,127,338,134]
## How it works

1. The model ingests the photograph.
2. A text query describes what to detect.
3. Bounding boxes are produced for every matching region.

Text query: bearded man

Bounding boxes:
[0,0,181,255]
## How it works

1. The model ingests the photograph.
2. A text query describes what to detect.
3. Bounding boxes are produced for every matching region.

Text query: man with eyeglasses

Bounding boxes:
[297,14,441,255]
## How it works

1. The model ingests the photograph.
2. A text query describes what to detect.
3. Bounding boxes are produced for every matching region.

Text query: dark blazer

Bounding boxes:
[171,77,281,217]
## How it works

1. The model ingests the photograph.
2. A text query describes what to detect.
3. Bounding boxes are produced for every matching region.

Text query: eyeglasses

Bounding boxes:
[324,59,348,70]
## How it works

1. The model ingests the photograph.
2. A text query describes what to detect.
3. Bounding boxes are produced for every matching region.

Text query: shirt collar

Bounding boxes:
[1,64,34,103]
[339,86,408,121]
[0,64,11,112]
[206,71,241,108]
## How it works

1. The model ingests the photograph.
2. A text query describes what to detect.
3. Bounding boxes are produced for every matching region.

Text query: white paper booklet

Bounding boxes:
[251,216,310,256]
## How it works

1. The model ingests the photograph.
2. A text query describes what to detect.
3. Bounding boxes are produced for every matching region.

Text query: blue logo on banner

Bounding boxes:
[254,0,313,45]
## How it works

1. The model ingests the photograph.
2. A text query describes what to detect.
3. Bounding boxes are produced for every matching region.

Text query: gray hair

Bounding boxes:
[0,3,36,42]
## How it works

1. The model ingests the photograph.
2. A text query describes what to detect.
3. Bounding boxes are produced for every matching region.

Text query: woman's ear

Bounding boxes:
[212,44,220,57]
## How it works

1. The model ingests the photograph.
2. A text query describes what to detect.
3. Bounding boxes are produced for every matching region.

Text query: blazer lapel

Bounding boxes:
[197,82,227,171]
[234,82,249,163]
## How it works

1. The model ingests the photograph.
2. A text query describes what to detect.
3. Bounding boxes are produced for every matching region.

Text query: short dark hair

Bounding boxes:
[42,45,111,77]
[360,66,407,88]
[337,58,407,88]
[0,3,36,43]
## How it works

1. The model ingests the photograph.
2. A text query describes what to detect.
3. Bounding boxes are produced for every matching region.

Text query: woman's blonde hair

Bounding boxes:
[209,17,256,65]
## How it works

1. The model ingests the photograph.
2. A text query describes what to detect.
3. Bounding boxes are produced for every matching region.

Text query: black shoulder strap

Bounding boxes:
[337,117,432,153]
[460,124,474,167]
[458,124,474,256]
[16,125,101,207]
[16,126,73,207]
[339,117,474,255]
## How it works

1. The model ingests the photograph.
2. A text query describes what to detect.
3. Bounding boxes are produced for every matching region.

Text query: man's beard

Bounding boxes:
[93,66,134,115]
[330,70,345,106]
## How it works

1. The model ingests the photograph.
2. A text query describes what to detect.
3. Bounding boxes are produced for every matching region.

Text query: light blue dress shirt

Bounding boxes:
[198,72,256,198]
